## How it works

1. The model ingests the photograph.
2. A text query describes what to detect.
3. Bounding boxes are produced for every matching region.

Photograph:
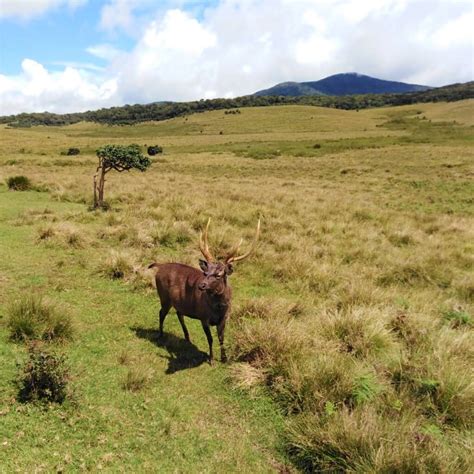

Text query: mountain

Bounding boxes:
[254,73,431,97]
[2,81,471,128]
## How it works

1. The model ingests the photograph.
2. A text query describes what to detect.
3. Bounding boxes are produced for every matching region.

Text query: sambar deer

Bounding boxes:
[149,219,260,364]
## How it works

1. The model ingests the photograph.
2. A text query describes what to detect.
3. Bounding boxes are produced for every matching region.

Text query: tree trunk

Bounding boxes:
[93,165,107,209]
[98,167,106,208]
[93,173,98,208]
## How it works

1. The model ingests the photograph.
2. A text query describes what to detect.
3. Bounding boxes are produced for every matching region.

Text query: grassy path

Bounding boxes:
[0,187,287,472]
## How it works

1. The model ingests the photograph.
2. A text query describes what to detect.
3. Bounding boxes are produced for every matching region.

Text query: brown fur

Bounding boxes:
[149,261,232,363]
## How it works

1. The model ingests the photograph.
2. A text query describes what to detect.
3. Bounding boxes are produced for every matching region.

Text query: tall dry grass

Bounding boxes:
[0,102,472,470]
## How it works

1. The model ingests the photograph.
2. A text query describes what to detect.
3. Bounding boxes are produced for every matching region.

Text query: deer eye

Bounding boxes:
[215,274,221,279]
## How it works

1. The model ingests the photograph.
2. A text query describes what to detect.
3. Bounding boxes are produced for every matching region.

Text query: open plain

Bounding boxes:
[0,101,473,472]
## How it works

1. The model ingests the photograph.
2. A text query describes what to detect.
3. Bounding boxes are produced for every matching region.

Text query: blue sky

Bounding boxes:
[0,0,472,114]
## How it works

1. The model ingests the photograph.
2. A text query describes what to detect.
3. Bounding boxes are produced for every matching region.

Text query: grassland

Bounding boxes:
[0,100,473,472]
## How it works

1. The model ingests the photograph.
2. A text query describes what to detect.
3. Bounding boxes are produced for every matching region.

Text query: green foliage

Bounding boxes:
[7,175,31,191]
[96,144,151,172]
[7,296,74,342]
[443,309,472,328]
[17,343,70,403]
[147,145,163,156]
[2,82,472,127]
[351,373,383,405]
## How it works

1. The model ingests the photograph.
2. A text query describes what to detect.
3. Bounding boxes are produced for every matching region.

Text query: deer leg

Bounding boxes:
[201,322,214,364]
[217,320,227,363]
[158,303,171,338]
[177,312,190,342]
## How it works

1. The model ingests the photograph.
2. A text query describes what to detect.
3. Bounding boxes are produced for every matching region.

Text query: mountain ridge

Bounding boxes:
[1,81,472,127]
[254,73,431,97]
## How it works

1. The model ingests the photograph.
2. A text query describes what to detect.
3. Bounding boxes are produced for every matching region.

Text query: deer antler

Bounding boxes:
[226,219,261,264]
[199,218,214,262]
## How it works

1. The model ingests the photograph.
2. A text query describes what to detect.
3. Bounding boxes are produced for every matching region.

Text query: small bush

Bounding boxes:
[147,145,163,156]
[66,147,80,156]
[7,296,74,342]
[17,342,70,403]
[7,175,31,191]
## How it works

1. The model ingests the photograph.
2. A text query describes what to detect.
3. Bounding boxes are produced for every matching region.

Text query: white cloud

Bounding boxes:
[100,0,135,32]
[113,8,217,102]
[86,44,123,61]
[51,61,105,72]
[0,0,86,20]
[0,59,118,114]
[1,0,473,114]
[432,11,474,48]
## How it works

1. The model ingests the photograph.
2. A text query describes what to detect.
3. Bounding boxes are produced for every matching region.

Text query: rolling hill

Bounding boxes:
[1,80,472,128]
[254,72,431,96]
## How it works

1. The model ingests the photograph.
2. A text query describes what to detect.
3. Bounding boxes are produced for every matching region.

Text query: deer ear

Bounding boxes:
[225,263,234,275]
[199,259,209,272]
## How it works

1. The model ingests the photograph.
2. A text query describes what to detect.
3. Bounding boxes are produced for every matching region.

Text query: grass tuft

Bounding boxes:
[100,250,134,279]
[122,367,149,392]
[7,296,74,342]
[442,309,472,328]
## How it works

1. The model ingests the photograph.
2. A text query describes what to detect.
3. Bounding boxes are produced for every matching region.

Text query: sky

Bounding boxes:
[0,0,472,115]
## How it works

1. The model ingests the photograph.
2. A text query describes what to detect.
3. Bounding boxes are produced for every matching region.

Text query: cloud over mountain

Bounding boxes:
[0,0,472,114]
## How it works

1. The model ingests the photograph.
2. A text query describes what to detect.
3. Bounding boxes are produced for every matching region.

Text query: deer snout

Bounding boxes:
[198,282,208,291]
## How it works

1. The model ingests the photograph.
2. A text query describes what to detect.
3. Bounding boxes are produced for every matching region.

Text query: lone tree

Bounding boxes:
[93,144,151,209]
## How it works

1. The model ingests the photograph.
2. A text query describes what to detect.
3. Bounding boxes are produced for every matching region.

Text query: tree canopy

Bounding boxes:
[96,144,151,173]
[93,144,151,209]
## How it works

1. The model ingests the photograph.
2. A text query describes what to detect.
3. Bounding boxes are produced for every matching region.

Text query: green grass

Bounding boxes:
[0,100,473,472]
[0,188,288,472]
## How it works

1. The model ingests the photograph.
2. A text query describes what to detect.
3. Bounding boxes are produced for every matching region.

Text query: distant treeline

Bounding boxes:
[1,81,472,128]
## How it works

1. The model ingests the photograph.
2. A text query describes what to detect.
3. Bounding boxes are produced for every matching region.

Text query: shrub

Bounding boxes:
[7,296,74,342]
[17,342,70,403]
[66,147,80,156]
[7,175,31,191]
[147,145,163,156]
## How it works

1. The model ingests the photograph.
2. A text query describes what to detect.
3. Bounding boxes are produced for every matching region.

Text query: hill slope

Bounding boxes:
[1,81,472,128]
[254,73,431,96]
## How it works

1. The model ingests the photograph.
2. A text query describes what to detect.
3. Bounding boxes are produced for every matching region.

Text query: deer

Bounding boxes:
[148,218,260,364]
